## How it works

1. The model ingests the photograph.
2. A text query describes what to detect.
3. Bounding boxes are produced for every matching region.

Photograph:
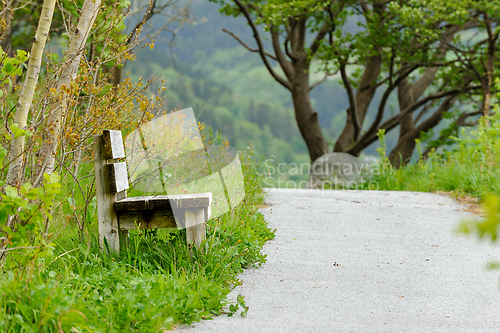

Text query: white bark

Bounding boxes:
[35,0,102,186]
[5,0,56,187]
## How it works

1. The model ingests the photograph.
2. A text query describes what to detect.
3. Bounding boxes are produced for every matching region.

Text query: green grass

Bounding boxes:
[0,148,275,332]
[360,115,500,201]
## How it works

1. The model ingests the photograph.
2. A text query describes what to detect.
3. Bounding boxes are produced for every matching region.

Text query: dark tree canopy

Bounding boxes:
[211,0,500,166]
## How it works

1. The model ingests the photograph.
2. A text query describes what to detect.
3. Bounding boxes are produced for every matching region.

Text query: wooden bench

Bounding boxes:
[94,129,211,253]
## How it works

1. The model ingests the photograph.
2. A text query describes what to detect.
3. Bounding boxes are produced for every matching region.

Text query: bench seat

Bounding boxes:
[115,193,212,230]
[115,193,212,211]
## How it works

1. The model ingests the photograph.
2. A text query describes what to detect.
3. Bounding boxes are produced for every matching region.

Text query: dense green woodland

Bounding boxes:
[127,0,482,171]
[128,0,389,167]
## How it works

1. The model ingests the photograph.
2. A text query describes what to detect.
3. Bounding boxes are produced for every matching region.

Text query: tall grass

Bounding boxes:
[365,113,500,200]
[0,147,274,332]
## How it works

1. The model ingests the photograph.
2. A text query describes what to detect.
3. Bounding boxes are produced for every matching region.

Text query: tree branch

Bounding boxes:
[340,63,360,139]
[309,22,331,56]
[222,29,277,60]
[456,110,482,127]
[126,0,156,45]
[233,0,292,91]
[270,28,295,81]
[349,87,474,154]
[414,102,433,124]
[346,65,418,154]
[284,37,299,62]
[411,94,459,136]
[309,72,330,91]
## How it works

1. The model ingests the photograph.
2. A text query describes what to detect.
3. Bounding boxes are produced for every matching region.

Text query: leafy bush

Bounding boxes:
[0,144,274,331]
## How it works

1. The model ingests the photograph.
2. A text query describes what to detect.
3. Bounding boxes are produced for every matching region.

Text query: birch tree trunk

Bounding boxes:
[481,12,498,128]
[34,0,102,186]
[5,0,55,188]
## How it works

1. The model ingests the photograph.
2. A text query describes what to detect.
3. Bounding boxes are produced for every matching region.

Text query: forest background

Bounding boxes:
[1,0,500,331]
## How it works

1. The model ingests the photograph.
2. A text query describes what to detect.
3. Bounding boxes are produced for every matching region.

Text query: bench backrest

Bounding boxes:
[94,129,212,254]
[101,130,129,194]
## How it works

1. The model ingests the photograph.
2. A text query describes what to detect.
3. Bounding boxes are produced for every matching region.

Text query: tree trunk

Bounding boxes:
[0,12,12,55]
[389,25,464,167]
[0,0,14,56]
[291,60,328,162]
[391,77,417,168]
[389,69,439,167]
[5,0,55,188]
[231,1,332,163]
[334,55,382,153]
[389,94,458,167]
[35,0,102,186]
[482,12,497,128]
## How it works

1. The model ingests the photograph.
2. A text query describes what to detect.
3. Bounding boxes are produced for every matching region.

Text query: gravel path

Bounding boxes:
[178,189,500,332]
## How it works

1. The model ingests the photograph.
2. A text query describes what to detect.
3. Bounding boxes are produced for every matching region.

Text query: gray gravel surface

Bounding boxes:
[178,188,500,332]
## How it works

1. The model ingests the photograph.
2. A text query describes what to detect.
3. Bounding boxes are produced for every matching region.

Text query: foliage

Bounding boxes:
[0,143,274,331]
[0,0,275,330]
[457,194,500,242]
[0,173,61,270]
[205,0,500,166]
[0,48,28,97]
[0,128,61,271]
[363,112,500,198]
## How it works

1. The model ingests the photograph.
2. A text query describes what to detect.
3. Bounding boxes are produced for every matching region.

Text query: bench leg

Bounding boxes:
[185,208,206,254]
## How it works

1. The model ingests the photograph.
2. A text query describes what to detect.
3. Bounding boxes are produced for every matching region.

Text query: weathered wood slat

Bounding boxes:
[94,135,121,252]
[106,162,129,193]
[103,130,125,159]
[170,193,212,209]
[186,208,206,251]
[115,193,211,212]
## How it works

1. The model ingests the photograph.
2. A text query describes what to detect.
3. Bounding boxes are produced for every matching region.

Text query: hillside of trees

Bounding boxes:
[127,0,395,170]
[128,0,481,173]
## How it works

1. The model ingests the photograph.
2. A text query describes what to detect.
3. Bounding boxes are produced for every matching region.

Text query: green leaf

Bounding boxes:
[16,49,27,60]
[2,61,13,74]
[0,207,7,225]
[27,203,39,212]
[68,197,76,209]
[5,186,18,199]
[0,146,7,168]
[10,122,32,138]
[14,66,22,76]
[20,182,32,195]
[24,190,38,200]
[49,172,60,184]
[3,225,13,235]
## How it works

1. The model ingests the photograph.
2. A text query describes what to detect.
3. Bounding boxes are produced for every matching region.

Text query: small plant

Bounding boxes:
[457,194,500,242]
[0,174,60,270]
[0,130,61,271]
[0,48,28,98]
[376,129,391,175]
[228,294,248,317]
